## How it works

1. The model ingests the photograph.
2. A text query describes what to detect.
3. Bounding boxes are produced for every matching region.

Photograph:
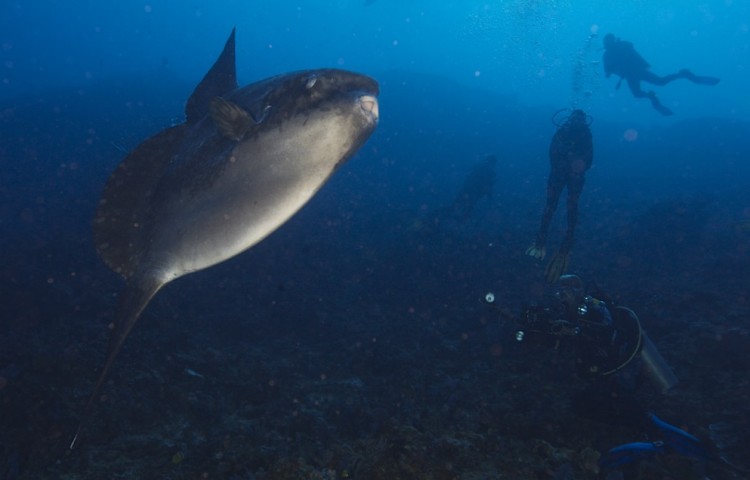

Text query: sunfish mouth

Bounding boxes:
[359,94,379,123]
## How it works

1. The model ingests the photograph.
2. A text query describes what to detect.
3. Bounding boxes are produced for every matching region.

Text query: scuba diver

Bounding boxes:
[510,274,679,395]
[441,154,498,223]
[602,33,720,116]
[526,109,592,283]
[485,274,723,478]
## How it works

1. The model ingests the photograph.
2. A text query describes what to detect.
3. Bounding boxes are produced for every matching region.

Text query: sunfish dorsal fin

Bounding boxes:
[186,28,238,124]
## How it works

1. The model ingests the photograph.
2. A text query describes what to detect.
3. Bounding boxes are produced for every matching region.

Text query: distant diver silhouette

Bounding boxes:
[442,154,497,223]
[602,33,720,116]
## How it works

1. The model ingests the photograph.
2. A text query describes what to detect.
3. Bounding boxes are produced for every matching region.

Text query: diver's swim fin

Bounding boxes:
[650,413,708,458]
[601,415,707,472]
[652,102,674,116]
[600,441,665,470]
[680,69,720,86]
[544,249,569,283]
[692,75,720,86]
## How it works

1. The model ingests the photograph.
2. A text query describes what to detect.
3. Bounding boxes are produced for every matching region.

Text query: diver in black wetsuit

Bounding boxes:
[526,109,592,283]
[602,33,720,116]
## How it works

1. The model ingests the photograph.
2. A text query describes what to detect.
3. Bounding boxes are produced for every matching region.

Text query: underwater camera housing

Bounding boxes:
[517,303,578,339]
[518,304,552,333]
[515,303,678,393]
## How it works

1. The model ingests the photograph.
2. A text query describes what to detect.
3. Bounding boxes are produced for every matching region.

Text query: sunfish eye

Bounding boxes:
[305,75,318,89]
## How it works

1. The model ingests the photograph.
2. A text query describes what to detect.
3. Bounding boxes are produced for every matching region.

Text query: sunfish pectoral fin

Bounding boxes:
[69,274,164,450]
[210,97,256,141]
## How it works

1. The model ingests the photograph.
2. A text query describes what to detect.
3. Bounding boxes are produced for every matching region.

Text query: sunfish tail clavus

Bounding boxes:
[70,29,379,448]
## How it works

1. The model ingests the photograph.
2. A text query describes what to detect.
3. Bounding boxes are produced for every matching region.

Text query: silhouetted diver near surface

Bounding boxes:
[602,33,720,116]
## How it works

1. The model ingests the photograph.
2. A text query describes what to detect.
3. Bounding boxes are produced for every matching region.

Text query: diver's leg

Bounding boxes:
[627,78,673,115]
[544,174,586,282]
[527,170,564,259]
[625,77,649,98]
[641,70,681,86]
[537,171,565,247]
[642,69,719,87]
[677,69,721,86]
[561,175,585,253]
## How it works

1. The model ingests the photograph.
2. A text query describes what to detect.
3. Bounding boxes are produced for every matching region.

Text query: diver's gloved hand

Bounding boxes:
[544,249,569,283]
[525,243,546,260]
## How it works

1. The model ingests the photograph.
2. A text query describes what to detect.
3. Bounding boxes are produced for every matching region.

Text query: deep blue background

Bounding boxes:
[2,1,748,121]
[1,1,749,479]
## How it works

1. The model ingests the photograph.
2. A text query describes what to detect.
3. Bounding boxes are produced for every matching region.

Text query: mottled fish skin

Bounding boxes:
[71,29,378,449]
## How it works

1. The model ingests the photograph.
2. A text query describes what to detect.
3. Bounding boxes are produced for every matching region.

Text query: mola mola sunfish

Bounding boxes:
[71,29,379,447]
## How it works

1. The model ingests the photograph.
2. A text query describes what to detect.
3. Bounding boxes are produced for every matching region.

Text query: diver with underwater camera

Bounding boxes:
[515,275,664,383]
[485,274,721,478]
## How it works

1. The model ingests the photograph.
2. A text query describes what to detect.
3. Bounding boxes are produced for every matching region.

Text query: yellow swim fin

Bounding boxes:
[544,250,570,283]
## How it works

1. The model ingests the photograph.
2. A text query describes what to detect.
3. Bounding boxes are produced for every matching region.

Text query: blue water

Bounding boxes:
[1,1,749,479]
[3,1,749,121]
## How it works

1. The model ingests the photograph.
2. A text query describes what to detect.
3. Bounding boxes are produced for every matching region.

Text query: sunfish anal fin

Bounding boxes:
[93,125,188,278]
[70,274,164,450]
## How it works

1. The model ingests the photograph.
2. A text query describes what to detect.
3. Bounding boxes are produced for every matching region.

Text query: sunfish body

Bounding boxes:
[73,29,379,446]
